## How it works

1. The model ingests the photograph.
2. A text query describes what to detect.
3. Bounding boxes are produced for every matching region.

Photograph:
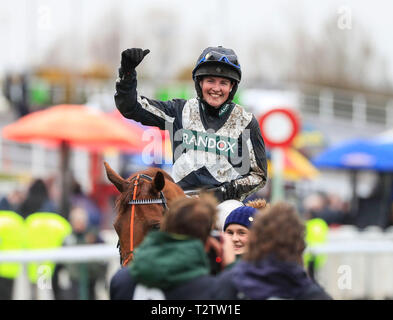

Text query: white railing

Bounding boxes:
[307,226,393,300]
[0,244,120,300]
[0,244,118,263]
[308,240,393,254]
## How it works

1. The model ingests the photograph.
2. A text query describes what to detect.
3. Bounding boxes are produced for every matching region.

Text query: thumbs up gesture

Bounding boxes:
[120,48,150,73]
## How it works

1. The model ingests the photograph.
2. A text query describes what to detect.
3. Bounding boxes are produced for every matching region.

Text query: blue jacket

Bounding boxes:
[215,256,332,300]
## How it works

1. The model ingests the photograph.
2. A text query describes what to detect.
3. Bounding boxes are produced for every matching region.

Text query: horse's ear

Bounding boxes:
[152,171,165,192]
[103,161,127,192]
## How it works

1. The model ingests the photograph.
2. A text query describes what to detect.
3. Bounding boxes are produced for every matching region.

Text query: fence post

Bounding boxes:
[386,100,393,129]
[13,263,31,300]
[319,89,334,122]
[352,94,367,127]
[31,143,45,177]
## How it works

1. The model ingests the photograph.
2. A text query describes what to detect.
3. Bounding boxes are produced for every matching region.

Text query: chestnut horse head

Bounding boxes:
[104,162,185,266]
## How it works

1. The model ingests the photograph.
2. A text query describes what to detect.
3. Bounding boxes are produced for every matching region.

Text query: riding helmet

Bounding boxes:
[192,46,242,102]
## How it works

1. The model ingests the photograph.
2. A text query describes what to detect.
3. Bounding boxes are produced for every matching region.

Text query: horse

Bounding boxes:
[103,162,185,266]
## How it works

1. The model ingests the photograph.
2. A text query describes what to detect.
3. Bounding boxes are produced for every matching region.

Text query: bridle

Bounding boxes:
[119,174,168,267]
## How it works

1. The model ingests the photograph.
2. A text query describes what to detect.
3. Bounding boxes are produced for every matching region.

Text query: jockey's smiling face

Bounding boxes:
[199,76,234,108]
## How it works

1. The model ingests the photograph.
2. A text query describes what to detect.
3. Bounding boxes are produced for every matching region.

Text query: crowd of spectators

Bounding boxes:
[4,173,392,300]
[110,194,332,300]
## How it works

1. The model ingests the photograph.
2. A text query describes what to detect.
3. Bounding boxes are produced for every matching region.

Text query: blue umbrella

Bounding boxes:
[312,138,393,171]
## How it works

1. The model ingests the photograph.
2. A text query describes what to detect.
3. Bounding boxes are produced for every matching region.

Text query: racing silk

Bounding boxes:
[115,70,267,201]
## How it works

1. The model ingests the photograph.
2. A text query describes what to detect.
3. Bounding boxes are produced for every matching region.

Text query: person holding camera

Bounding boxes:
[115,46,267,202]
[110,194,235,300]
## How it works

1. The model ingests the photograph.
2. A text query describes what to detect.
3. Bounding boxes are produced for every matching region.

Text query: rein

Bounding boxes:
[121,174,168,267]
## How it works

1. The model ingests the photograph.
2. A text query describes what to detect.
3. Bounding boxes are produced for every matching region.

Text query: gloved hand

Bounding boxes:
[213,181,237,202]
[120,48,150,75]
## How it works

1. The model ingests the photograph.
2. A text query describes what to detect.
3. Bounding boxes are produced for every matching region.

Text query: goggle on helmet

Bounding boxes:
[192,46,242,83]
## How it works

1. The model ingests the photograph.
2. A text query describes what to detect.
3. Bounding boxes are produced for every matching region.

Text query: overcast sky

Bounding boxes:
[1,0,393,83]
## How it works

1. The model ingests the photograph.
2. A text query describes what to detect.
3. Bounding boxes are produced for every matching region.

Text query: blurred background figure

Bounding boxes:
[0,189,24,212]
[0,211,25,300]
[70,178,102,229]
[23,211,72,299]
[17,178,58,218]
[302,191,352,226]
[302,192,326,221]
[2,73,30,118]
[0,187,25,300]
[355,173,393,229]
[217,202,332,300]
[303,217,329,280]
[53,206,107,300]
[325,192,353,225]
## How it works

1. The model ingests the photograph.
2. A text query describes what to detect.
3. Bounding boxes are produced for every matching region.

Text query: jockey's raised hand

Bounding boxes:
[120,48,150,76]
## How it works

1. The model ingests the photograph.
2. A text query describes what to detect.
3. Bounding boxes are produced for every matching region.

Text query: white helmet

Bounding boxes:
[216,200,244,231]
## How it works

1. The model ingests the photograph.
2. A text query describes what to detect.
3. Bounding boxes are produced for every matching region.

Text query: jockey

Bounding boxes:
[115,46,267,202]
